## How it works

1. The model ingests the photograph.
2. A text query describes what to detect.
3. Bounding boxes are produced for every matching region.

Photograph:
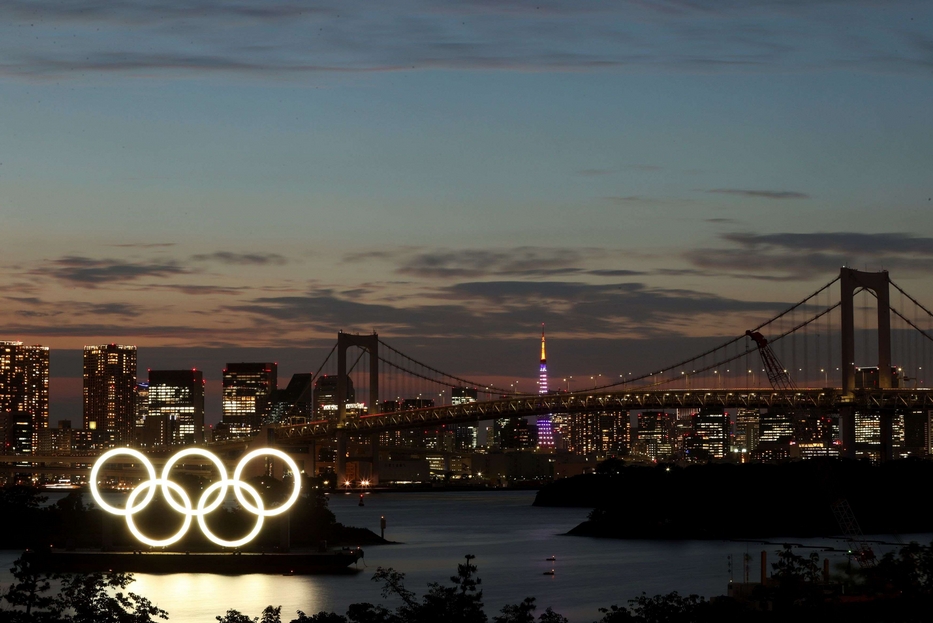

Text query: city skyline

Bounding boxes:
[2,1,933,423]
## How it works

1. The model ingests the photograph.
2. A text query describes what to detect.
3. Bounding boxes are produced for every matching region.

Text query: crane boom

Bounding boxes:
[745,330,797,392]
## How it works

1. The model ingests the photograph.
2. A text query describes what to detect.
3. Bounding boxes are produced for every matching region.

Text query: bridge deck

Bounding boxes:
[274,387,933,443]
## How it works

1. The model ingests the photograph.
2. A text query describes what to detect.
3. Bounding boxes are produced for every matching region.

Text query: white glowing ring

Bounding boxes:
[232,448,302,517]
[160,448,230,515]
[125,479,193,547]
[90,448,158,516]
[196,480,265,548]
[90,447,301,547]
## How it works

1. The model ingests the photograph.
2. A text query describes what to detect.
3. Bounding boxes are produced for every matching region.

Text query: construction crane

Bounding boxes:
[745,330,797,392]
[746,329,876,568]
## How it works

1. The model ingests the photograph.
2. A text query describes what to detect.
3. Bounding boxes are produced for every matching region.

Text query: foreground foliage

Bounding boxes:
[0,555,167,622]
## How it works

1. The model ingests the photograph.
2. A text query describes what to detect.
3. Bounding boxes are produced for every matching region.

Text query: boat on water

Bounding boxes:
[22,548,364,575]
[42,479,80,491]
[545,556,556,561]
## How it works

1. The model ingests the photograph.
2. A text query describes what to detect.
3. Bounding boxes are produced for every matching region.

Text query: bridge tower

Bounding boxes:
[335,332,379,484]
[839,268,893,459]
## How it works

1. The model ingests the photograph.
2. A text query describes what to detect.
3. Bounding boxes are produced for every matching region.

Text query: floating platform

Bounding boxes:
[23,548,364,575]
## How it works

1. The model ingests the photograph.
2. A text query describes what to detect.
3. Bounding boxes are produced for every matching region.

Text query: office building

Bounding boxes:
[269,373,314,424]
[759,409,795,443]
[0,342,49,455]
[636,411,676,460]
[734,409,760,454]
[222,362,277,438]
[688,408,729,460]
[567,410,629,456]
[313,374,354,419]
[451,387,479,450]
[147,369,205,446]
[84,344,137,447]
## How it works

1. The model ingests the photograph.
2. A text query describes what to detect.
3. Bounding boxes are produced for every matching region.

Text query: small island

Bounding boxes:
[534,458,933,539]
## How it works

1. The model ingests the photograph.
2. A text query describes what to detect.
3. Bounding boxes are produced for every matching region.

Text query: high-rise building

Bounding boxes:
[84,344,137,448]
[268,373,314,424]
[567,410,629,456]
[313,374,354,419]
[147,369,205,446]
[759,409,795,443]
[903,409,929,457]
[222,362,277,438]
[688,408,729,460]
[636,411,676,460]
[451,387,479,451]
[0,341,49,455]
[734,409,760,454]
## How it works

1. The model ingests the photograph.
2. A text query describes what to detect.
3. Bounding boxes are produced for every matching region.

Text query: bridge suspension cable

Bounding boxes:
[584,275,842,392]
[377,338,521,396]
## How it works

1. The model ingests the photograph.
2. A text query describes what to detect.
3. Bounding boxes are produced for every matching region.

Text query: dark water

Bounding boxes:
[1,490,926,623]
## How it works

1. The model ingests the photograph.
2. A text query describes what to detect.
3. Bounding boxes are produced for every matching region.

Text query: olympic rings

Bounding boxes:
[90,447,302,547]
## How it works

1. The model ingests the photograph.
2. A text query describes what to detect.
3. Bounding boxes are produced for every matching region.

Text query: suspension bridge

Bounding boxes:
[264,268,933,480]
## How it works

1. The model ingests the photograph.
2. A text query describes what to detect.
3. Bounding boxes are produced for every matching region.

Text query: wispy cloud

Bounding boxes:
[191,251,288,266]
[0,0,928,78]
[706,189,809,199]
[343,247,641,279]
[30,256,187,287]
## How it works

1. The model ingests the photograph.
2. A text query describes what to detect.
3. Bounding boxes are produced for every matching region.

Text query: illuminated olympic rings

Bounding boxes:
[90,447,301,548]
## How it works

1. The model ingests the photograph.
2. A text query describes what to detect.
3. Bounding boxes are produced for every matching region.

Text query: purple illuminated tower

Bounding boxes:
[537,324,554,447]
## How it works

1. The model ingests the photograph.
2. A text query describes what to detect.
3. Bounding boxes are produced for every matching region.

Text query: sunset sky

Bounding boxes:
[2,0,932,422]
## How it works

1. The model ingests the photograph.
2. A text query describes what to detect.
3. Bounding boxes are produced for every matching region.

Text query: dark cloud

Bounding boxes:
[605,196,649,204]
[706,189,809,199]
[724,232,933,256]
[191,252,288,266]
[226,281,783,340]
[30,256,187,287]
[345,247,603,279]
[110,243,177,248]
[685,231,933,280]
[587,269,647,277]
[148,284,251,296]
[0,0,928,78]
[78,302,142,317]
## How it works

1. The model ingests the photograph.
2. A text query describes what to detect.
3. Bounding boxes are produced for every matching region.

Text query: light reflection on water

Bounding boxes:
[2,490,928,623]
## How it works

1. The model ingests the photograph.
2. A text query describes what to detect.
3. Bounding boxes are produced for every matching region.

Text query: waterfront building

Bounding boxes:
[84,344,137,447]
[147,369,205,446]
[221,362,276,438]
[0,342,49,455]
